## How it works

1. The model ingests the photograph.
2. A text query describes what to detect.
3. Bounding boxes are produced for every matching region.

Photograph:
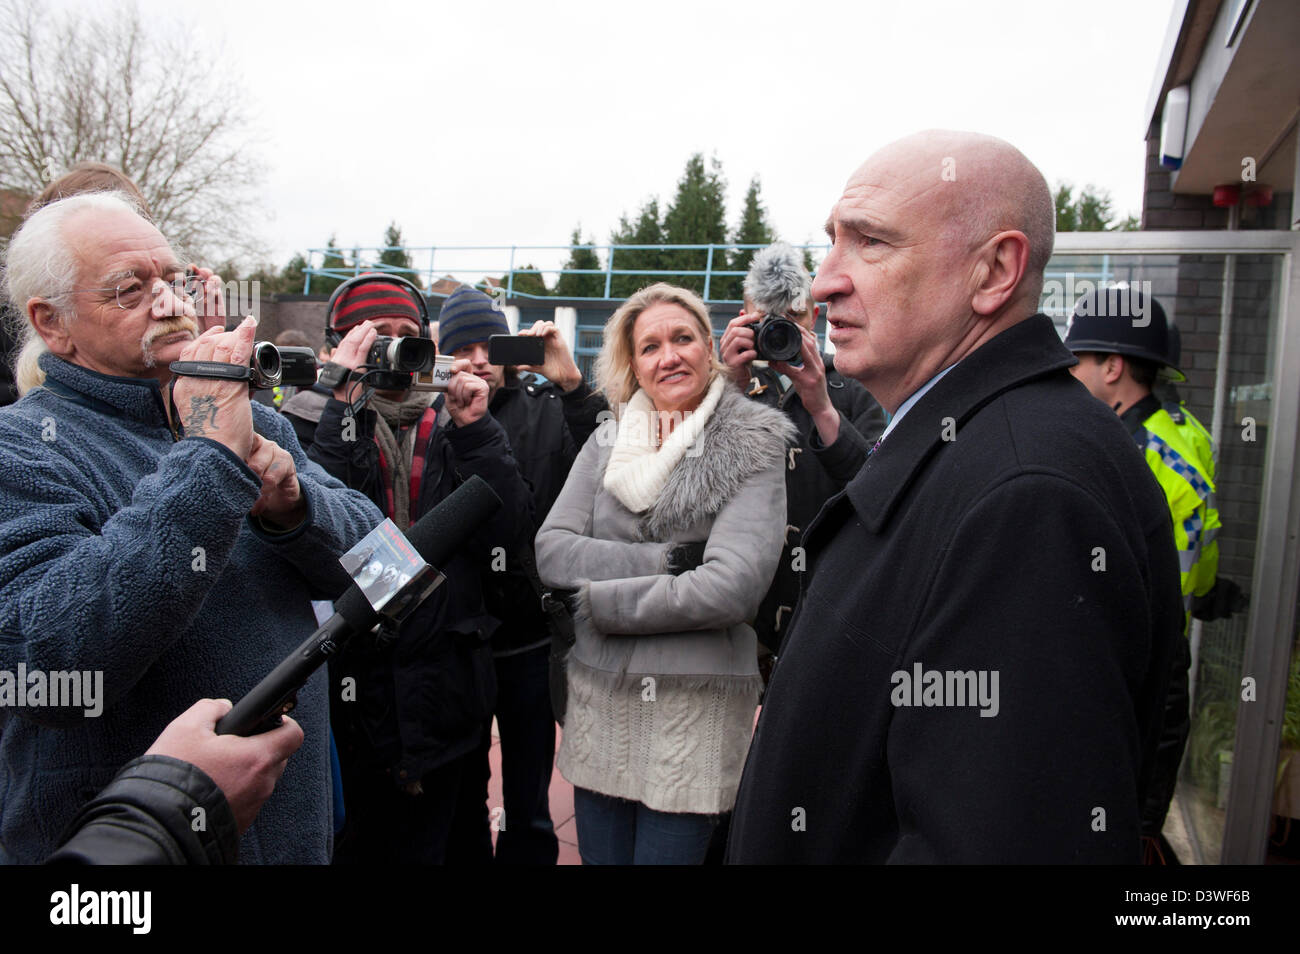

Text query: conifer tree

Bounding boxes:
[555,226,605,298]
[717,176,775,301]
[378,221,422,288]
[661,153,728,297]
[609,199,667,298]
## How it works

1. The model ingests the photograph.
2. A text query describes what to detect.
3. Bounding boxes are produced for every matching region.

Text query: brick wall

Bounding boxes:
[1142,135,1294,231]
[1142,136,1230,230]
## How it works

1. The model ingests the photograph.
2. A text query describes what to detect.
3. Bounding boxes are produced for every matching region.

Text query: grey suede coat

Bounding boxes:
[535,383,795,688]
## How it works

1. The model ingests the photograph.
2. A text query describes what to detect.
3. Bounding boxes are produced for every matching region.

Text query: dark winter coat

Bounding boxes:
[726,315,1184,863]
[301,395,535,782]
[741,357,885,654]
[47,755,238,865]
[480,374,608,654]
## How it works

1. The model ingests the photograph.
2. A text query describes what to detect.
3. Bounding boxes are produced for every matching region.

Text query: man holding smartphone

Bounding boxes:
[438,284,608,865]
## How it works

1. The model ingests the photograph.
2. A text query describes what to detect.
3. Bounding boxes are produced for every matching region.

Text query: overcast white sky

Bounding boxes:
[62,0,1179,279]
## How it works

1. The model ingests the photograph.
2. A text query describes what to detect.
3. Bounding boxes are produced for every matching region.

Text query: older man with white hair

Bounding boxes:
[727,131,1184,863]
[0,192,383,863]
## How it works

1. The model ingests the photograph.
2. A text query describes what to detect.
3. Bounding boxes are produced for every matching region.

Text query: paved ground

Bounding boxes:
[486,720,580,865]
[487,717,1200,866]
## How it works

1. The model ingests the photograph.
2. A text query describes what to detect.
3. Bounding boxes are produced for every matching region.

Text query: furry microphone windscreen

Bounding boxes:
[743,242,811,317]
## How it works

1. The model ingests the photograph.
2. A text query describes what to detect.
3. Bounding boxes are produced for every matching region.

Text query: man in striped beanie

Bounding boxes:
[284,274,537,865]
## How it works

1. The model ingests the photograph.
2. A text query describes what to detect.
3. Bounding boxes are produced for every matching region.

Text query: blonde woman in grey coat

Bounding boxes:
[535,283,794,864]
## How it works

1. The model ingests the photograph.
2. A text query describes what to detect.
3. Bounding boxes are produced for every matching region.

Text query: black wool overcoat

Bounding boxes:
[727,315,1184,863]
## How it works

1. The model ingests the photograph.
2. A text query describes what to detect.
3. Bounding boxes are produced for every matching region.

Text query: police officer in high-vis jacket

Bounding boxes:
[1154,325,1249,622]
[1155,324,1216,480]
[1064,285,1214,856]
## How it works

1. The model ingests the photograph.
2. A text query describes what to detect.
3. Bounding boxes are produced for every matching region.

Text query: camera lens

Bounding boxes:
[386,337,437,373]
[250,341,282,388]
[757,316,802,363]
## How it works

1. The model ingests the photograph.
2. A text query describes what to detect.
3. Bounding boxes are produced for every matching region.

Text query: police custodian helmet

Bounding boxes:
[1063,284,1185,382]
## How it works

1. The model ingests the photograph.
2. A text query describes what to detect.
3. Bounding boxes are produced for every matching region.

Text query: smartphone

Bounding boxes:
[488,334,545,367]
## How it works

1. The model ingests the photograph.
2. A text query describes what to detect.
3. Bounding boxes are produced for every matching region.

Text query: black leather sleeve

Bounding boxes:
[46,755,240,865]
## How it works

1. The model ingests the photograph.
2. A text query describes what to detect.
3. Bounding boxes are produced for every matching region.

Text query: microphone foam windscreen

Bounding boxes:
[334,582,379,630]
[744,241,811,317]
[405,474,503,570]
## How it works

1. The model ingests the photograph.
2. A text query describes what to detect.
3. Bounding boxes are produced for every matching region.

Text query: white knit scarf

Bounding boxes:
[603,374,725,514]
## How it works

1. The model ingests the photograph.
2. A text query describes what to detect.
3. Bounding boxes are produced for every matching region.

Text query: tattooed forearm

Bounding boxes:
[186,395,220,437]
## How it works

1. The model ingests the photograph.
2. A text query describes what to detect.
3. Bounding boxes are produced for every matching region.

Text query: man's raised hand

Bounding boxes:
[173,316,257,460]
[720,313,760,388]
[246,433,306,529]
[517,319,583,392]
[446,358,490,426]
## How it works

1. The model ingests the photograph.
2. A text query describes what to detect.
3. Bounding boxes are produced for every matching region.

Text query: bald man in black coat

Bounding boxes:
[727,131,1183,864]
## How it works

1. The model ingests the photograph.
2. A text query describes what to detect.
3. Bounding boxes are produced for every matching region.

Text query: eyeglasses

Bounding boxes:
[72,275,203,312]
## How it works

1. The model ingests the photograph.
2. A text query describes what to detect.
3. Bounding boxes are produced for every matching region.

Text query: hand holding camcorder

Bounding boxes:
[171,318,260,460]
[324,320,455,401]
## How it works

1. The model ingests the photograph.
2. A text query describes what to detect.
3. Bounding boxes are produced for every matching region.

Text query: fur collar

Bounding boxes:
[603,378,796,540]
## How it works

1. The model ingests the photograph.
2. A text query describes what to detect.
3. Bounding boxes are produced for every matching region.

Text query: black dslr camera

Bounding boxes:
[752,314,803,363]
[744,242,812,364]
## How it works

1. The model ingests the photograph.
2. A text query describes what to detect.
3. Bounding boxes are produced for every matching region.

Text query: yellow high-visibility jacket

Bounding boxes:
[1138,404,1219,617]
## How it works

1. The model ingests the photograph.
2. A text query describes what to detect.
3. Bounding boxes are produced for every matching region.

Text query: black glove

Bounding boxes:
[542,588,580,618]
[1191,577,1248,621]
[665,541,707,576]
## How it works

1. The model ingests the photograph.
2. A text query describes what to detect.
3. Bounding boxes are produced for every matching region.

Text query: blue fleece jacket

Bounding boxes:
[0,353,383,864]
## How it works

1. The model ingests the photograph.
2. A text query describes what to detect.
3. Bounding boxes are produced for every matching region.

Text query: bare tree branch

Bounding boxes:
[0,0,267,262]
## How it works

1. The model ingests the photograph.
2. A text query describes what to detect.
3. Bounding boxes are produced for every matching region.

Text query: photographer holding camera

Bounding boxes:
[288,274,535,864]
[718,243,884,666]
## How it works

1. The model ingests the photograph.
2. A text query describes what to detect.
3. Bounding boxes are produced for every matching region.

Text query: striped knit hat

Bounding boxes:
[436,285,510,356]
[329,275,424,334]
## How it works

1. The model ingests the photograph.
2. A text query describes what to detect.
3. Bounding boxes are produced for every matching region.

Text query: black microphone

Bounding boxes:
[215,475,502,736]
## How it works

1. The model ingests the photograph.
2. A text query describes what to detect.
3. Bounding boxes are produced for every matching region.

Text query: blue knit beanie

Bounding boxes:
[437,285,511,355]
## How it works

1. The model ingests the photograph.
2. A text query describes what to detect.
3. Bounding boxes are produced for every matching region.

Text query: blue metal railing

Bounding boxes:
[302,243,1122,329]
[301,242,831,303]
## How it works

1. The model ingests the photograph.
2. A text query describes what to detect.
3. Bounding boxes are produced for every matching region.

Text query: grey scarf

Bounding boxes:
[368,390,435,530]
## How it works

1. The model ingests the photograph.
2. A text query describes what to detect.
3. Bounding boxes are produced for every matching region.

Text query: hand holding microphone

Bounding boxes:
[147,698,303,834]
[216,475,503,737]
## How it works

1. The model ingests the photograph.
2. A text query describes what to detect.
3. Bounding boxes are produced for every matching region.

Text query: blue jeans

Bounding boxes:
[573,787,718,865]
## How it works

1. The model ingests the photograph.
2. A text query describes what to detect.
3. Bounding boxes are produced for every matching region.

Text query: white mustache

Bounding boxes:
[143,319,199,347]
